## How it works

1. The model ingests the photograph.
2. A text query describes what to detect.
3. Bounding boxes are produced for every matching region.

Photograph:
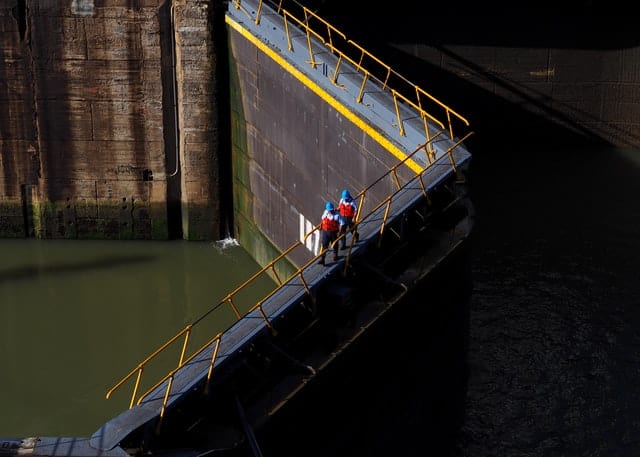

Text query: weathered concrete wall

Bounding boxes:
[0,1,38,237]
[0,0,169,238]
[0,0,224,240]
[173,0,227,240]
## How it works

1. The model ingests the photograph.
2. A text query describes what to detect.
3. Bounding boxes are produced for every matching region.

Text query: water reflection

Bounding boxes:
[0,239,272,438]
[458,146,640,457]
[0,255,154,283]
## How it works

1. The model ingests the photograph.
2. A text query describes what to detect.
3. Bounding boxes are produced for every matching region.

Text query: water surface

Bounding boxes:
[0,238,272,437]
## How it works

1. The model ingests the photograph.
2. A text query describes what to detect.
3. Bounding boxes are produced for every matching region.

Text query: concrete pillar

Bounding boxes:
[173,0,224,240]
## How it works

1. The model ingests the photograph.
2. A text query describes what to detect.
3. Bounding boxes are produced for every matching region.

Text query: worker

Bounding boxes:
[338,189,358,250]
[318,201,340,265]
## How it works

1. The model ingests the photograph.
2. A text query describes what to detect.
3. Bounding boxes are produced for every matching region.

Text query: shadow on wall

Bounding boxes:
[256,245,473,457]
[312,0,639,49]
[305,1,640,152]
[0,255,155,284]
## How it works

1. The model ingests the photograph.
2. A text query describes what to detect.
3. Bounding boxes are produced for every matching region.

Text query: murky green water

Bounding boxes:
[0,238,273,438]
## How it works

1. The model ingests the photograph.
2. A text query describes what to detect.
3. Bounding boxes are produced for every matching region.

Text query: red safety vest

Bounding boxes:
[339,199,356,218]
[321,212,340,231]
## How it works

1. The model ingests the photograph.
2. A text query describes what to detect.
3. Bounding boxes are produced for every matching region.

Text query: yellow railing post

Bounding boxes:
[178,326,192,367]
[129,369,143,409]
[254,0,263,25]
[205,338,221,391]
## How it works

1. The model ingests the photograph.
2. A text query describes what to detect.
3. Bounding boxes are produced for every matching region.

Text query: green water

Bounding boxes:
[0,238,274,438]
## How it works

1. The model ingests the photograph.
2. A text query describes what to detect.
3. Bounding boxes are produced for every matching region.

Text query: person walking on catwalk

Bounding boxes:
[318,201,340,265]
[338,189,358,250]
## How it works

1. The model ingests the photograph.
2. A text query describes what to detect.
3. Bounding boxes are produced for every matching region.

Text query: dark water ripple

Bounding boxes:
[259,147,640,457]
[458,147,640,457]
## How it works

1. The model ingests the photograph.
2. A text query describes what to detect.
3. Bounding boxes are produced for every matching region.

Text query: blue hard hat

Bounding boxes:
[341,189,351,199]
[325,201,334,211]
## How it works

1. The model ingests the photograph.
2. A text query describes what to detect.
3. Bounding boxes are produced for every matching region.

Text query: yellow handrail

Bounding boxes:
[105,130,473,419]
[281,3,468,142]
[233,0,470,144]
[105,324,193,407]
[105,0,475,427]
[135,331,223,407]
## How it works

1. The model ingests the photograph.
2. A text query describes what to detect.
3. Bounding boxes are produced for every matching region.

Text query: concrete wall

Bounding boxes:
[173,0,228,241]
[4,2,637,245]
[0,0,225,240]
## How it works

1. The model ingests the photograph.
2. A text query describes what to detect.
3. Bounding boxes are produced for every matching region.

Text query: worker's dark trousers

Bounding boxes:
[339,218,358,249]
[320,230,338,262]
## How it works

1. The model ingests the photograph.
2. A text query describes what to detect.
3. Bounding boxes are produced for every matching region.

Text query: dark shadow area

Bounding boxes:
[310,2,639,50]
[0,254,155,284]
[292,1,640,155]
[31,14,72,205]
[2,4,39,235]
[12,0,27,42]
[382,45,628,154]
[126,0,155,236]
[211,0,235,240]
[457,141,640,457]
[291,0,640,154]
[255,248,472,457]
[159,0,183,239]
[227,5,640,457]
[353,42,609,155]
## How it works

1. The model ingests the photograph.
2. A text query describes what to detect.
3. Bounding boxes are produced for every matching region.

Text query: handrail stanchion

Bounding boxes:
[356,71,369,104]
[390,166,402,190]
[269,265,282,285]
[304,24,318,69]
[224,297,243,319]
[255,303,275,334]
[129,369,143,409]
[296,271,313,302]
[331,55,343,86]
[254,0,263,25]
[156,376,174,431]
[178,326,192,366]
[205,337,221,387]
[377,198,393,248]
[391,91,405,137]
[417,173,429,202]
[283,14,293,51]
[137,333,224,406]
[444,132,475,174]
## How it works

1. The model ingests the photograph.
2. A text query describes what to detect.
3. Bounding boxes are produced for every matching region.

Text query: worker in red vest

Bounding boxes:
[338,189,358,250]
[318,201,340,265]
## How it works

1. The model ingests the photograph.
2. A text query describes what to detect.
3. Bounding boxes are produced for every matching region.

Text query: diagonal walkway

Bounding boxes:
[22,1,475,454]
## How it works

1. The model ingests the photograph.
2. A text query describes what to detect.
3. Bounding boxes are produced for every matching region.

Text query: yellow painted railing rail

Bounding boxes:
[105,128,473,430]
[232,0,471,149]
